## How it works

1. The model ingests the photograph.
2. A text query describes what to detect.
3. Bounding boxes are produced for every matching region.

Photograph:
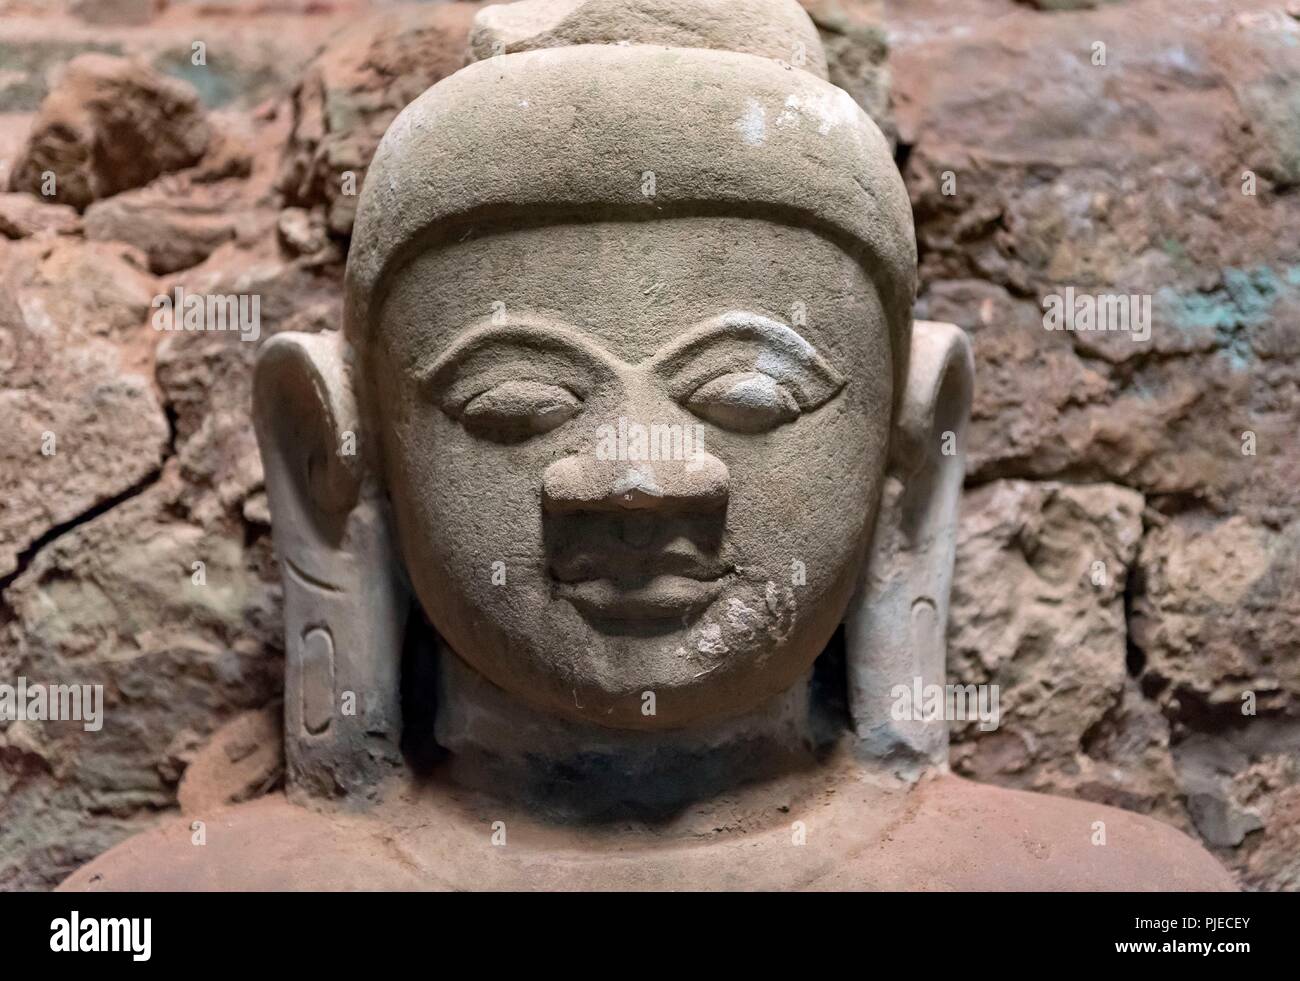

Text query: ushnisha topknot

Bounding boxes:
[344,0,917,401]
[468,0,829,78]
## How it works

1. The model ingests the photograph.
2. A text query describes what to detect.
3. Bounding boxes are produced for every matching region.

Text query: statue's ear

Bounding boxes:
[253,331,406,799]
[844,320,974,775]
[254,332,362,547]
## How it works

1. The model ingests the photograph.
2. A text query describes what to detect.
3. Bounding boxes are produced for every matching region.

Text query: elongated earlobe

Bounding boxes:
[254,333,362,540]
[253,332,406,799]
[844,320,974,776]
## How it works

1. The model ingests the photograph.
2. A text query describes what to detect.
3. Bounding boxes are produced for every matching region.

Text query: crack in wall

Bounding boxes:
[0,379,180,627]
[0,465,166,626]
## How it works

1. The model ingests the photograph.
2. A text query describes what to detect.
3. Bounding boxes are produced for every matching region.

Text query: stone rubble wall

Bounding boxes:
[0,0,1295,890]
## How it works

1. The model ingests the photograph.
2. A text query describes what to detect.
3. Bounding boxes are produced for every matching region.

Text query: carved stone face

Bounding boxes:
[373,215,894,729]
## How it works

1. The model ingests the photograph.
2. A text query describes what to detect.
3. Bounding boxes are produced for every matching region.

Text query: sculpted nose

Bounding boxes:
[542,451,729,513]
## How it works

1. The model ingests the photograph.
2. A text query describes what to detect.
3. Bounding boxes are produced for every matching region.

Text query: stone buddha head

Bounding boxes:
[254,0,973,801]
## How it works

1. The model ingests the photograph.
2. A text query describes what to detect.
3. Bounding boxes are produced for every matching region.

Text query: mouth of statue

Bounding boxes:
[545,514,732,630]
[553,570,733,627]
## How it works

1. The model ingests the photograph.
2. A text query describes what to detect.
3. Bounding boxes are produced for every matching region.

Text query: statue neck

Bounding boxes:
[430,637,837,822]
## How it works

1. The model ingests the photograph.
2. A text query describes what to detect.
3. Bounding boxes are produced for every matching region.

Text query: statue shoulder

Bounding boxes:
[58,795,432,892]
[840,774,1237,892]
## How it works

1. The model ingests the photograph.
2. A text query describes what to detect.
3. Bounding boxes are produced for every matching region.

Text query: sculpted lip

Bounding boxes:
[554,572,731,621]
[549,536,733,621]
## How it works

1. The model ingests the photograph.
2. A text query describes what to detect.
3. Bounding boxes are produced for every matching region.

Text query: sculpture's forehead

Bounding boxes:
[376,216,884,369]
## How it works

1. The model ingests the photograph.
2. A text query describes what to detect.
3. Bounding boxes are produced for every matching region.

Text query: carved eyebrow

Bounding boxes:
[648,311,846,409]
[416,317,618,408]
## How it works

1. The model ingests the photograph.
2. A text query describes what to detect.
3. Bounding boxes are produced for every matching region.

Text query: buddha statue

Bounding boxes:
[63,0,1233,891]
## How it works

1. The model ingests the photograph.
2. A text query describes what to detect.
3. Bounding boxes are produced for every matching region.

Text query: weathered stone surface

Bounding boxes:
[1172,720,1300,891]
[130,0,1221,893]
[471,0,827,75]
[1175,733,1266,849]
[1131,515,1300,718]
[946,481,1173,809]
[84,181,242,273]
[892,0,1300,890]
[0,467,283,890]
[77,104,282,269]
[465,0,889,134]
[177,704,284,816]
[0,237,168,579]
[0,208,289,890]
[896,0,1300,523]
[0,192,81,238]
[8,53,211,209]
[799,0,891,137]
[277,2,481,236]
[56,765,1237,891]
[273,0,889,237]
[0,0,1288,893]
[276,205,331,259]
[154,237,342,527]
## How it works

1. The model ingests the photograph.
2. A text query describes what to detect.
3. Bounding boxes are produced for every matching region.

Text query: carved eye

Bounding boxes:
[459,381,580,441]
[686,372,800,433]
